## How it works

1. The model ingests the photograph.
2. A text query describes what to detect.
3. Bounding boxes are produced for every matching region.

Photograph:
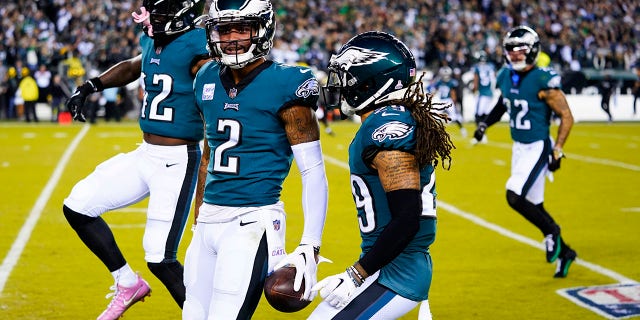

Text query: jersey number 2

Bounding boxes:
[213,119,240,174]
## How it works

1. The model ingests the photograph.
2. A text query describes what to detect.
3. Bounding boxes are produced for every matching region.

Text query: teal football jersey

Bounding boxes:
[474,62,496,97]
[496,66,561,143]
[430,78,458,101]
[194,61,319,207]
[138,29,208,141]
[349,105,437,301]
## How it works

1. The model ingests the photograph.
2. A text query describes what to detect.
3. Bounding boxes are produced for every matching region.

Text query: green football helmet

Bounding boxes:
[503,26,540,71]
[206,0,276,69]
[324,31,416,117]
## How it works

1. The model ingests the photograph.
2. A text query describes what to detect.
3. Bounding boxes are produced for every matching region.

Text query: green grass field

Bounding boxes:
[0,119,638,319]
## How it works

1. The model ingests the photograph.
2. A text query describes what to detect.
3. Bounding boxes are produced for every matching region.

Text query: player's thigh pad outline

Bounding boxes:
[63,150,148,217]
[506,140,547,203]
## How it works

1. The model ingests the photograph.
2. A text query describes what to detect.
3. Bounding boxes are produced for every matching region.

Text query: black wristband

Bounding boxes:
[300,244,320,254]
[87,77,104,93]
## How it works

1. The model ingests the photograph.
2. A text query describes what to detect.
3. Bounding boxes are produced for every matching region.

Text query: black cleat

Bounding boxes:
[554,248,577,278]
[544,233,562,263]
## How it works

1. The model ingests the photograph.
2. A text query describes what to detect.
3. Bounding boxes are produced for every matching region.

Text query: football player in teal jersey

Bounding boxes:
[184,0,329,319]
[473,26,577,278]
[429,66,467,137]
[471,50,497,139]
[308,31,454,320]
[63,0,210,318]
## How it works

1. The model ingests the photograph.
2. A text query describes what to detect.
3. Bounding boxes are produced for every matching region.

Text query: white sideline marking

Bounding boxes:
[477,142,640,172]
[0,125,90,294]
[324,155,638,284]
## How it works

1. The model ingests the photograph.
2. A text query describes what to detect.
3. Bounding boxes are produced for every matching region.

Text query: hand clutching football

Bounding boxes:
[272,244,330,301]
[263,266,312,312]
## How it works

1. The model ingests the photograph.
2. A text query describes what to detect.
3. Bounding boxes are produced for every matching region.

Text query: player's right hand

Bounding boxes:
[473,122,488,141]
[67,80,98,122]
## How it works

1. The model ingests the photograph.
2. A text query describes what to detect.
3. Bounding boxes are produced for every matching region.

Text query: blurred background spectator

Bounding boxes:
[0,0,638,121]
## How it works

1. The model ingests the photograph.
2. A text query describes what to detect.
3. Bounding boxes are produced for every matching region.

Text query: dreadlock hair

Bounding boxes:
[380,73,455,170]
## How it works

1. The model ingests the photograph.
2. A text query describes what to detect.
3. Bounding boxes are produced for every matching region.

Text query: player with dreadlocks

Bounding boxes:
[309,31,454,320]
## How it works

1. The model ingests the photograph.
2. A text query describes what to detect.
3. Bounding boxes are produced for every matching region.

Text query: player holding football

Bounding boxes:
[309,31,454,319]
[183,0,329,319]
[62,0,210,318]
[473,26,577,277]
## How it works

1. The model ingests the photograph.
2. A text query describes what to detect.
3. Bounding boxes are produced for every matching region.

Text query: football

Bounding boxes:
[263,266,312,313]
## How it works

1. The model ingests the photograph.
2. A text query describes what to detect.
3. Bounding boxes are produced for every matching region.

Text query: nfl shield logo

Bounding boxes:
[229,87,237,99]
[272,219,281,231]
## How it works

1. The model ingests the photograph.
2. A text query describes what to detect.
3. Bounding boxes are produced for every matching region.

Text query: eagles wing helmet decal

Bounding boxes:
[333,46,389,67]
[372,121,413,142]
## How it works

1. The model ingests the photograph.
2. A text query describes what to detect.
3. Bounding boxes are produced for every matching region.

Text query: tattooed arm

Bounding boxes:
[354,150,422,278]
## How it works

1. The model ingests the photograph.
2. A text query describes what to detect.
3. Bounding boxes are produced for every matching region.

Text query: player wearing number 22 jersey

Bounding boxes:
[473,26,576,278]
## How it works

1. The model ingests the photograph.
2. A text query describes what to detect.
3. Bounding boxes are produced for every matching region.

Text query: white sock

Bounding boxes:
[418,300,433,320]
[111,264,138,287]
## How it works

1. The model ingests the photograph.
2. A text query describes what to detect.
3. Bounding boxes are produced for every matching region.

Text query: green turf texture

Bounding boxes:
[0,120,638,319]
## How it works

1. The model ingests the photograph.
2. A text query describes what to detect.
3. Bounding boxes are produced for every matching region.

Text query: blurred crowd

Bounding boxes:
[1,0,639,121]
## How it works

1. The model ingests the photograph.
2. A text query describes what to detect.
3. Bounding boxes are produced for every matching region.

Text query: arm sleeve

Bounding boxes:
[483,95,507,127]
[358,189,421,275]
[291,140,328,247]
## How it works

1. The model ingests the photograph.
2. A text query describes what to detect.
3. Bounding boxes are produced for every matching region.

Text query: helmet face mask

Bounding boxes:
[206,0,275,69]
[144,0,205,40]
[324,31,416,117]
[503,26,540,71]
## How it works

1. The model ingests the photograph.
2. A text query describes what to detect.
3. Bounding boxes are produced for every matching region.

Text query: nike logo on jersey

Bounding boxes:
[381,111,399,117]
[240,220,257,226]
[166,163,179,168]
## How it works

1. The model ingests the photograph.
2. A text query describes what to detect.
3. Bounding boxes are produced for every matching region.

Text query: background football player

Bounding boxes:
[184,0,329,319]
[471,50,497,143]
[308,31,454,320]
[62,0,210,318]
[429,65,467,137]
[473,25,577,278]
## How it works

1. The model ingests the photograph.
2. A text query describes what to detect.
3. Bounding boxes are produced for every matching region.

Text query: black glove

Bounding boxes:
[548,149,565,172]
[473,122,488,141]
[66,78,102,122]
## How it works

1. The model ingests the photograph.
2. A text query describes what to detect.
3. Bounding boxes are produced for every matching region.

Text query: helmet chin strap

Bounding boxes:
[342,78,394,116]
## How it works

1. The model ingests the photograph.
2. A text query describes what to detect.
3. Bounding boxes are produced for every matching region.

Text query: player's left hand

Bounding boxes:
[311,271,358,308]
[548,149,565,172]
[273,244,331,301]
